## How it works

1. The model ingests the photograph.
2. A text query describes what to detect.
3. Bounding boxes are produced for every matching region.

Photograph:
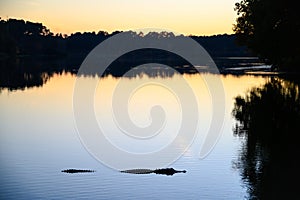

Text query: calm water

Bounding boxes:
[0,70,296,199]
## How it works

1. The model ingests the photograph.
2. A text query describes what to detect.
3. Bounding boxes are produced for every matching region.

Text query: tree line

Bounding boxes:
[0,18,251,59]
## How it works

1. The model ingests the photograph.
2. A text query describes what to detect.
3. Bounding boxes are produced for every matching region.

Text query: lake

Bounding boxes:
[0,64,299,199]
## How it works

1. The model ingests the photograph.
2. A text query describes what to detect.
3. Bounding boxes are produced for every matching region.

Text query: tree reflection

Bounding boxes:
[0,58,71,91]
[232,77,300,199]
[0,54,197,91]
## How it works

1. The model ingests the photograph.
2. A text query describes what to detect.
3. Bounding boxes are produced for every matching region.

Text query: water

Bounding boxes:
[0,69,296,199]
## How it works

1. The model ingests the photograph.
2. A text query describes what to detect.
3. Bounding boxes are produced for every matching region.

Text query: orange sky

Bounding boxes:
[0,0,238,36]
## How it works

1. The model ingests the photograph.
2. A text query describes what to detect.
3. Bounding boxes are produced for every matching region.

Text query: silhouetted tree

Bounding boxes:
[0,17,262,75]
[0,18,18,56]
[234,0,300,71]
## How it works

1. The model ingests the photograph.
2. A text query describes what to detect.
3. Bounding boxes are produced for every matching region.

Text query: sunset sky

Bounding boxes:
[0,0,238,36]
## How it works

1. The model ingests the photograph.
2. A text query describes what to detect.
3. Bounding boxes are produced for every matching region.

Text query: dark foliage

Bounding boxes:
[0,18,251,59]
[234,0,300,71]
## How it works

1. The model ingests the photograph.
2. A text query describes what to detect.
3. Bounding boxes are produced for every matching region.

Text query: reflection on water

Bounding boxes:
[0,58,75,91]
[2,59,296,199]
[232,77,300,199]
[0,54,197,91]
[0,56,266,91]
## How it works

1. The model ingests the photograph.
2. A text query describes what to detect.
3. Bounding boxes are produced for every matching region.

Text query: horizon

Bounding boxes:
[0,0,238,36]
[0,17,236,37]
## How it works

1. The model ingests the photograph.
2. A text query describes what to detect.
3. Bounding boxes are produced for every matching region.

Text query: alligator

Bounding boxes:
[61,169,95,173]
[120,168,186,176]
